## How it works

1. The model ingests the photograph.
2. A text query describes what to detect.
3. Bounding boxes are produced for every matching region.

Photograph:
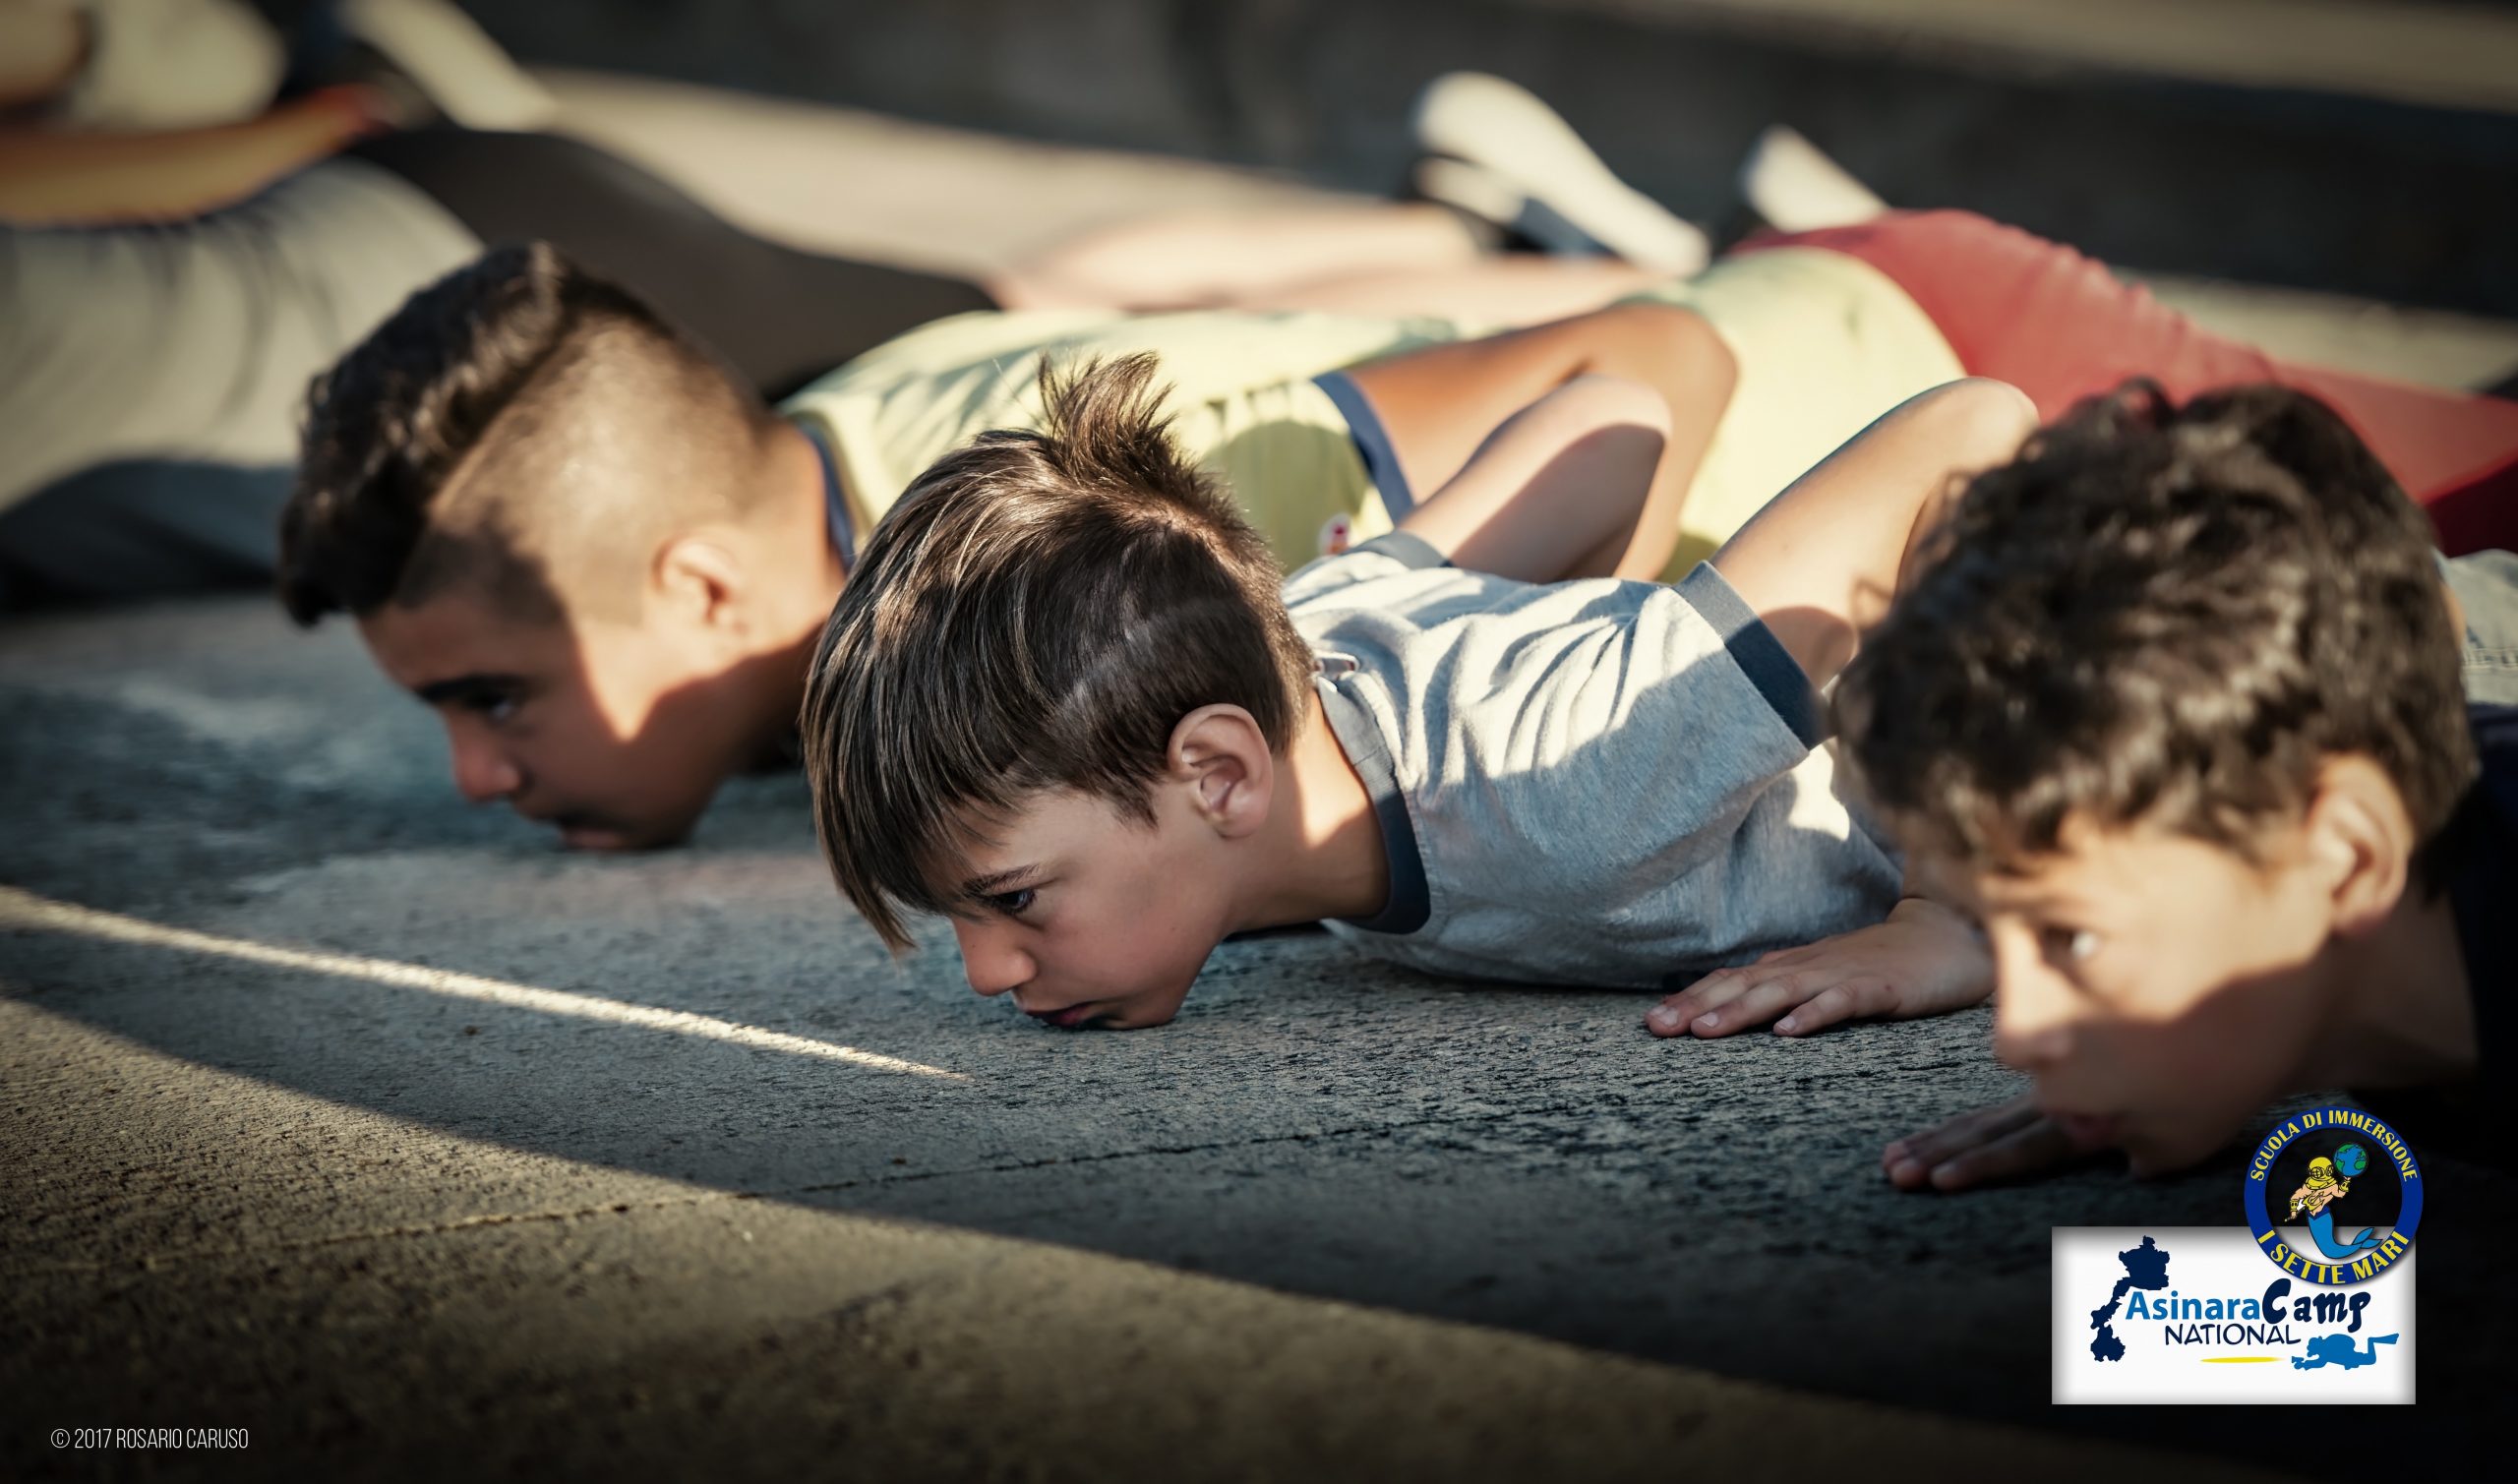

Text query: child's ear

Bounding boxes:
[1169,704,1274,839]
[652,534,748,636]
[2304,756,2416,937]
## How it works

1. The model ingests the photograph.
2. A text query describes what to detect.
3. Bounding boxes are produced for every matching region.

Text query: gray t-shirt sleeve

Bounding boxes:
[2444,549,2518,707]
[1293,557,1901,987]
[1282,530,1450,604]
[1666,563,1829,748]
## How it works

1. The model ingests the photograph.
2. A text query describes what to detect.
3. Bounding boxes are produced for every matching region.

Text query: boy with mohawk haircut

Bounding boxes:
[282,218,2518,860]
[1815,385,2516,1188]
[803,352,2038,1028]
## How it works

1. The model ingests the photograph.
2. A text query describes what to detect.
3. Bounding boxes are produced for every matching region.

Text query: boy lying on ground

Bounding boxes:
[272,247,1728,852]
[798,353,2035,1027]
[1786,385,2510,1185]
[275,212,2518,855]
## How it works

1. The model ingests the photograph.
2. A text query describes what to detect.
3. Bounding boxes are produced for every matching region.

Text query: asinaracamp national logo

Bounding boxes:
[2051,1106,2419,1404]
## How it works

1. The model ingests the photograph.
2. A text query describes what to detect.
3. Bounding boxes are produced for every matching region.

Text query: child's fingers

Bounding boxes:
[1922,1117,2080,1192]
[1683,973,1823,1037]
[1771,978,1897,1036]
[1883,1096,2043,1184]
[1644,968,1755,1036]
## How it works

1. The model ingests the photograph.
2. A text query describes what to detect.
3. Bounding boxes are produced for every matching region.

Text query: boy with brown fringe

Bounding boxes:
[801,354,2036,1029]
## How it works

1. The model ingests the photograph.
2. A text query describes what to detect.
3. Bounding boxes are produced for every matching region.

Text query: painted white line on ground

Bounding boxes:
[0,885,964,1081]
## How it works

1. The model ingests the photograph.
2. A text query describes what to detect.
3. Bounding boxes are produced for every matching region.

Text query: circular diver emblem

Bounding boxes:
[2243,1106,2421,1286]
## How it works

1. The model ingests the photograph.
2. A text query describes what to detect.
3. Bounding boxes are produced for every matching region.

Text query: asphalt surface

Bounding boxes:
[7,71,2516,1484]
[6,591,2510,1483]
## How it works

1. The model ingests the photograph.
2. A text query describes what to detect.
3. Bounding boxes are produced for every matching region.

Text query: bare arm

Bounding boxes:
[1395,374,1673,583]
[1642,380,2034,1044]
[1709,377,2037,691]
[1343,299,1735,580]
[0,87,385,225]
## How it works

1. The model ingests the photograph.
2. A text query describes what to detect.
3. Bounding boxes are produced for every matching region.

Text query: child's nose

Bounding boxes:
[1984,925,2080,1069]
[953,921,1034,998]
[447,727,523,803]
[1991,972,2076,1071]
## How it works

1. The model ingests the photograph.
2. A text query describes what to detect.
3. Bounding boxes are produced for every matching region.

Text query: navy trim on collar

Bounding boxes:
[1314,674,1432,935]
[797,419,855,572]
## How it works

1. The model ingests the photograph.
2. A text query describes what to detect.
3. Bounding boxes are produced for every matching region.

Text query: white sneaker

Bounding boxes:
[336,0,558,132]
[1412,154,1642,264]
[1411,72,1709,275]
[1411,155,1528,234]
[1739,124,1887,233]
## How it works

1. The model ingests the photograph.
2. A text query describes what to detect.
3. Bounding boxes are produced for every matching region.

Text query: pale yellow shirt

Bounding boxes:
[1624,246,1966,573]
[782,248,1962,579]
[779,307,1457,566]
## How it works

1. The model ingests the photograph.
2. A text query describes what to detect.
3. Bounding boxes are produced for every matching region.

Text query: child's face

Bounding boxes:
[933,786,1237,1031]
[1920,814,2340,1176]
[359,590,751,852]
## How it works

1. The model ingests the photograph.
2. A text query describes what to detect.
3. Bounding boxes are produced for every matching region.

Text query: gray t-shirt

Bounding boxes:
[1283,533,1902,987]
[2443,548,2518,707]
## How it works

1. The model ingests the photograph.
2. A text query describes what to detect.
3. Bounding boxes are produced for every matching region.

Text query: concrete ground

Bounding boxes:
[5,74,2515,1483]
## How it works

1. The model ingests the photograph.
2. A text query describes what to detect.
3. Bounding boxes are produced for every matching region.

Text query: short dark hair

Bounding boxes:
[279,242,767,626]
[801,354,1314,949]
[1838,383,2474,875]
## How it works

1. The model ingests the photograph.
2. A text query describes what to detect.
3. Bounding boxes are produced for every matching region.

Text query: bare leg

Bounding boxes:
[992,200,1487,312]
[995,199,1666,327]
[1239,256,1665,328]
[1342,300,1738,581]
[1402,375,1677,581]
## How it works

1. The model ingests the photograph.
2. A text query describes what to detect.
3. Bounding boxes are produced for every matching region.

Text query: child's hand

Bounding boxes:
[1882,1095,2104,1192]
[1644,897,1991,1039]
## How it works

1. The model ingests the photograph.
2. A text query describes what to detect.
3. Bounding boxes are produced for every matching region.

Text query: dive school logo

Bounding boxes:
[2243,1106,2421,1286]
[2050,1227,2417,1403]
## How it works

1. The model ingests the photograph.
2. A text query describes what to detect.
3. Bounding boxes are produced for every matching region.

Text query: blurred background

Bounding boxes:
[444,0,2518,316]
